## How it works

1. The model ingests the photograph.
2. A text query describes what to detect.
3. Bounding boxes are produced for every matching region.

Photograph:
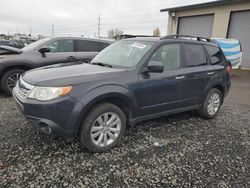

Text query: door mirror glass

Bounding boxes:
[38,46,51,54]
[145,61,164,73]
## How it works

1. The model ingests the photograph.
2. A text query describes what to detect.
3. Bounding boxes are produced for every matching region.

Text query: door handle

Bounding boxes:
[175,76,185,80]
[207,72,214,75]
[67,56,76,60]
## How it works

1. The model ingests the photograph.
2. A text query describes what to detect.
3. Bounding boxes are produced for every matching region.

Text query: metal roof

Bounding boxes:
[160,0,241,12]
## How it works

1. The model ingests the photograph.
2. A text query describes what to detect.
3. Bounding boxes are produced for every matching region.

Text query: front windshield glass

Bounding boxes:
[22,38,50,51]
[91,40,154,68]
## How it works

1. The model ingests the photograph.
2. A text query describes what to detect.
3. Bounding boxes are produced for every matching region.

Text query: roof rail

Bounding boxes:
[161,35,211,42]
[116,34,155,40]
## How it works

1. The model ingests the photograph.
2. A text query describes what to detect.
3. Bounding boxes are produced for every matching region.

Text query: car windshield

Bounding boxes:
[22,38,50,51]
[91,40,154,68]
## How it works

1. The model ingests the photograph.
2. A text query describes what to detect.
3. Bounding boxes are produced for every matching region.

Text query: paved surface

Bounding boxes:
[0,71,250,187]
[226,70,250,105]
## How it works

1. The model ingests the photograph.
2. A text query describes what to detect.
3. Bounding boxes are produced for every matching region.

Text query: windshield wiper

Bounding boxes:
[91,62,113,68]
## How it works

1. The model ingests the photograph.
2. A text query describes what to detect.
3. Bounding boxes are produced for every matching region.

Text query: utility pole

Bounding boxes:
[29,27,32,36]
[97,15,100,38]
[52,24,54,36]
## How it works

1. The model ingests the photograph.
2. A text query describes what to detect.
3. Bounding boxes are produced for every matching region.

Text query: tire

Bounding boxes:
[198,88,222,119]
[80,103,126,153]
[1,69,25,96]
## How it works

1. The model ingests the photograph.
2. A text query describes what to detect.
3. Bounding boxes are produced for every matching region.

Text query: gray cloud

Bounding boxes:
[0,0,211,37]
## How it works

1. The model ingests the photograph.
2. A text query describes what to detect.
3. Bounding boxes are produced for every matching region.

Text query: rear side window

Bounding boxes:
[183,44,207,67]
[206,45,224,65]
[77,40,100,52]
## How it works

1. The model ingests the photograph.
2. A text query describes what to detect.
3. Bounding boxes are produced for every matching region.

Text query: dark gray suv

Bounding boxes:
[0,37,112,95]
[13,35,232,152]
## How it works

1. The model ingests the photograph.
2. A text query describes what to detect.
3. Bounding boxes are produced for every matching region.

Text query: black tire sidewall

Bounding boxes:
[80,103,126,153]
[1,69,25,95]
[200,88,222,119]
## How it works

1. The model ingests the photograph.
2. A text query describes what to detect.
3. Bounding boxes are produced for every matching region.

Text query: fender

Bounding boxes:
[71,83,138,128]
[202,74,225,103]
[0,59,34,76]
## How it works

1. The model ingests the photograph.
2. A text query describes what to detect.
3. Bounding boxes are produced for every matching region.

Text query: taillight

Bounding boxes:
[226,61,232,76]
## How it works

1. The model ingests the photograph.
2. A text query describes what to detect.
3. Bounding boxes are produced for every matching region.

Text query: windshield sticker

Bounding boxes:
[132,43,146,49]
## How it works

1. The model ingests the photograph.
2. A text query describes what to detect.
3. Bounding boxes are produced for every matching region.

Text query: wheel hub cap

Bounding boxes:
[207,93,220,115]
[91,112,121,147]
[7,73,21,90]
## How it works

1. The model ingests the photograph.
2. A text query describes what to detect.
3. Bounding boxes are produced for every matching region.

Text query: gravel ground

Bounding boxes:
[0,94,250,187]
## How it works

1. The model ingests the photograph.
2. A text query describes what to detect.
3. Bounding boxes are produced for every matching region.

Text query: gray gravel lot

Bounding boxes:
[0,91,250,187]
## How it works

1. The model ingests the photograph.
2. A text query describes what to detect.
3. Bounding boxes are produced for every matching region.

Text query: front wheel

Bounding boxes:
[1,69,25,96]
[198,88,222,119]
[80,103,126,153]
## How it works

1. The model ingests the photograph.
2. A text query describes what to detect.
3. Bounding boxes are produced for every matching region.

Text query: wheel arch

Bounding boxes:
[77,93,134,133]
[0,64,32,81]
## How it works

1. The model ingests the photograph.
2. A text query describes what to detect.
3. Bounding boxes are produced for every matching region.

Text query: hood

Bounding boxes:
[22,63,126,86]
[0,45,22,55]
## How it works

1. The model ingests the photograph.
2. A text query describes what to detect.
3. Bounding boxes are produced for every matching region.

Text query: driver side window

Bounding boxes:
[149,44,181,70]
[47,39,73,53]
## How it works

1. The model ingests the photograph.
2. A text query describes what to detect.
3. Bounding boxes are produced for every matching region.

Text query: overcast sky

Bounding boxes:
[0,0,213,37]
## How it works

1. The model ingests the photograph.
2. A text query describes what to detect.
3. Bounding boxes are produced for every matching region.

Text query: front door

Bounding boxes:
[36,39,77,67]
[135,43,185,116]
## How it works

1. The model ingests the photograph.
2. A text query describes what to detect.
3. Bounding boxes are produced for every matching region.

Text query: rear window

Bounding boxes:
[183,44,207,67]
[206,45,225,65]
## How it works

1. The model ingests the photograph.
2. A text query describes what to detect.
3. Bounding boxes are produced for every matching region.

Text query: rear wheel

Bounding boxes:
[198,88,222,119]
[1,69,25,95]
[80,103,126,153]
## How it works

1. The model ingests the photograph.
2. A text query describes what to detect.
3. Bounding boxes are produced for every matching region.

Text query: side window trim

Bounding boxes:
[73,40,78,52]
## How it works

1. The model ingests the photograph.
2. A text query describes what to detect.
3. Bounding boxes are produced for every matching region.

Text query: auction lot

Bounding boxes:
[0,71,249,187]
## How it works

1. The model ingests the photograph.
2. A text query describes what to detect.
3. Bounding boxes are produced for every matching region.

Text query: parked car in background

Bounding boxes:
[0,37,113,95]
[0,40,25,48]
[213,38,242,69]
[13,35,231,152]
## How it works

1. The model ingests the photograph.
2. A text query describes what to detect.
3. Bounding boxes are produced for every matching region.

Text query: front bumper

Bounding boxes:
[13,91,84,138]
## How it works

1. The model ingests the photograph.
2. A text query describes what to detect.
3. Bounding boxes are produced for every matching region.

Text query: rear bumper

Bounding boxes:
[13,91,84,138]
[224,75,231,97]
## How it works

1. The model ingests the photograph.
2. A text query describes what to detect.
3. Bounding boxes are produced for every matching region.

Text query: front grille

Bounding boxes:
[14,78,34,99]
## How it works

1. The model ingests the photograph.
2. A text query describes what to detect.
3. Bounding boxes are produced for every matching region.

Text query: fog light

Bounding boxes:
[39,123,52,134]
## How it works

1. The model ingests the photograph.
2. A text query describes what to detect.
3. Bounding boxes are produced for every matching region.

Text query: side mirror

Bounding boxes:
[38,46,51,54]
[144,61,164,73]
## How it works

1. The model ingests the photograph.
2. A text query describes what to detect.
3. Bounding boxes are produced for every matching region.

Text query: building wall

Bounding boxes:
[167,1,250,38]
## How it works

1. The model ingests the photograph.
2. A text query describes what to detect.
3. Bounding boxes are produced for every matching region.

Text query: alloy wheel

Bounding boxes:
[207,93,220,115]
[7,73,21,90]
[91,112,121,147]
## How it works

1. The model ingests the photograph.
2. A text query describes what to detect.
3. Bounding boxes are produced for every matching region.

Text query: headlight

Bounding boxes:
[28,86,72,101]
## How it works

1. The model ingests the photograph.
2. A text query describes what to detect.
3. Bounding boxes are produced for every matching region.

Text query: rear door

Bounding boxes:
[75,40,101,63]
[36,39,77,66]
[180,43,210,106]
